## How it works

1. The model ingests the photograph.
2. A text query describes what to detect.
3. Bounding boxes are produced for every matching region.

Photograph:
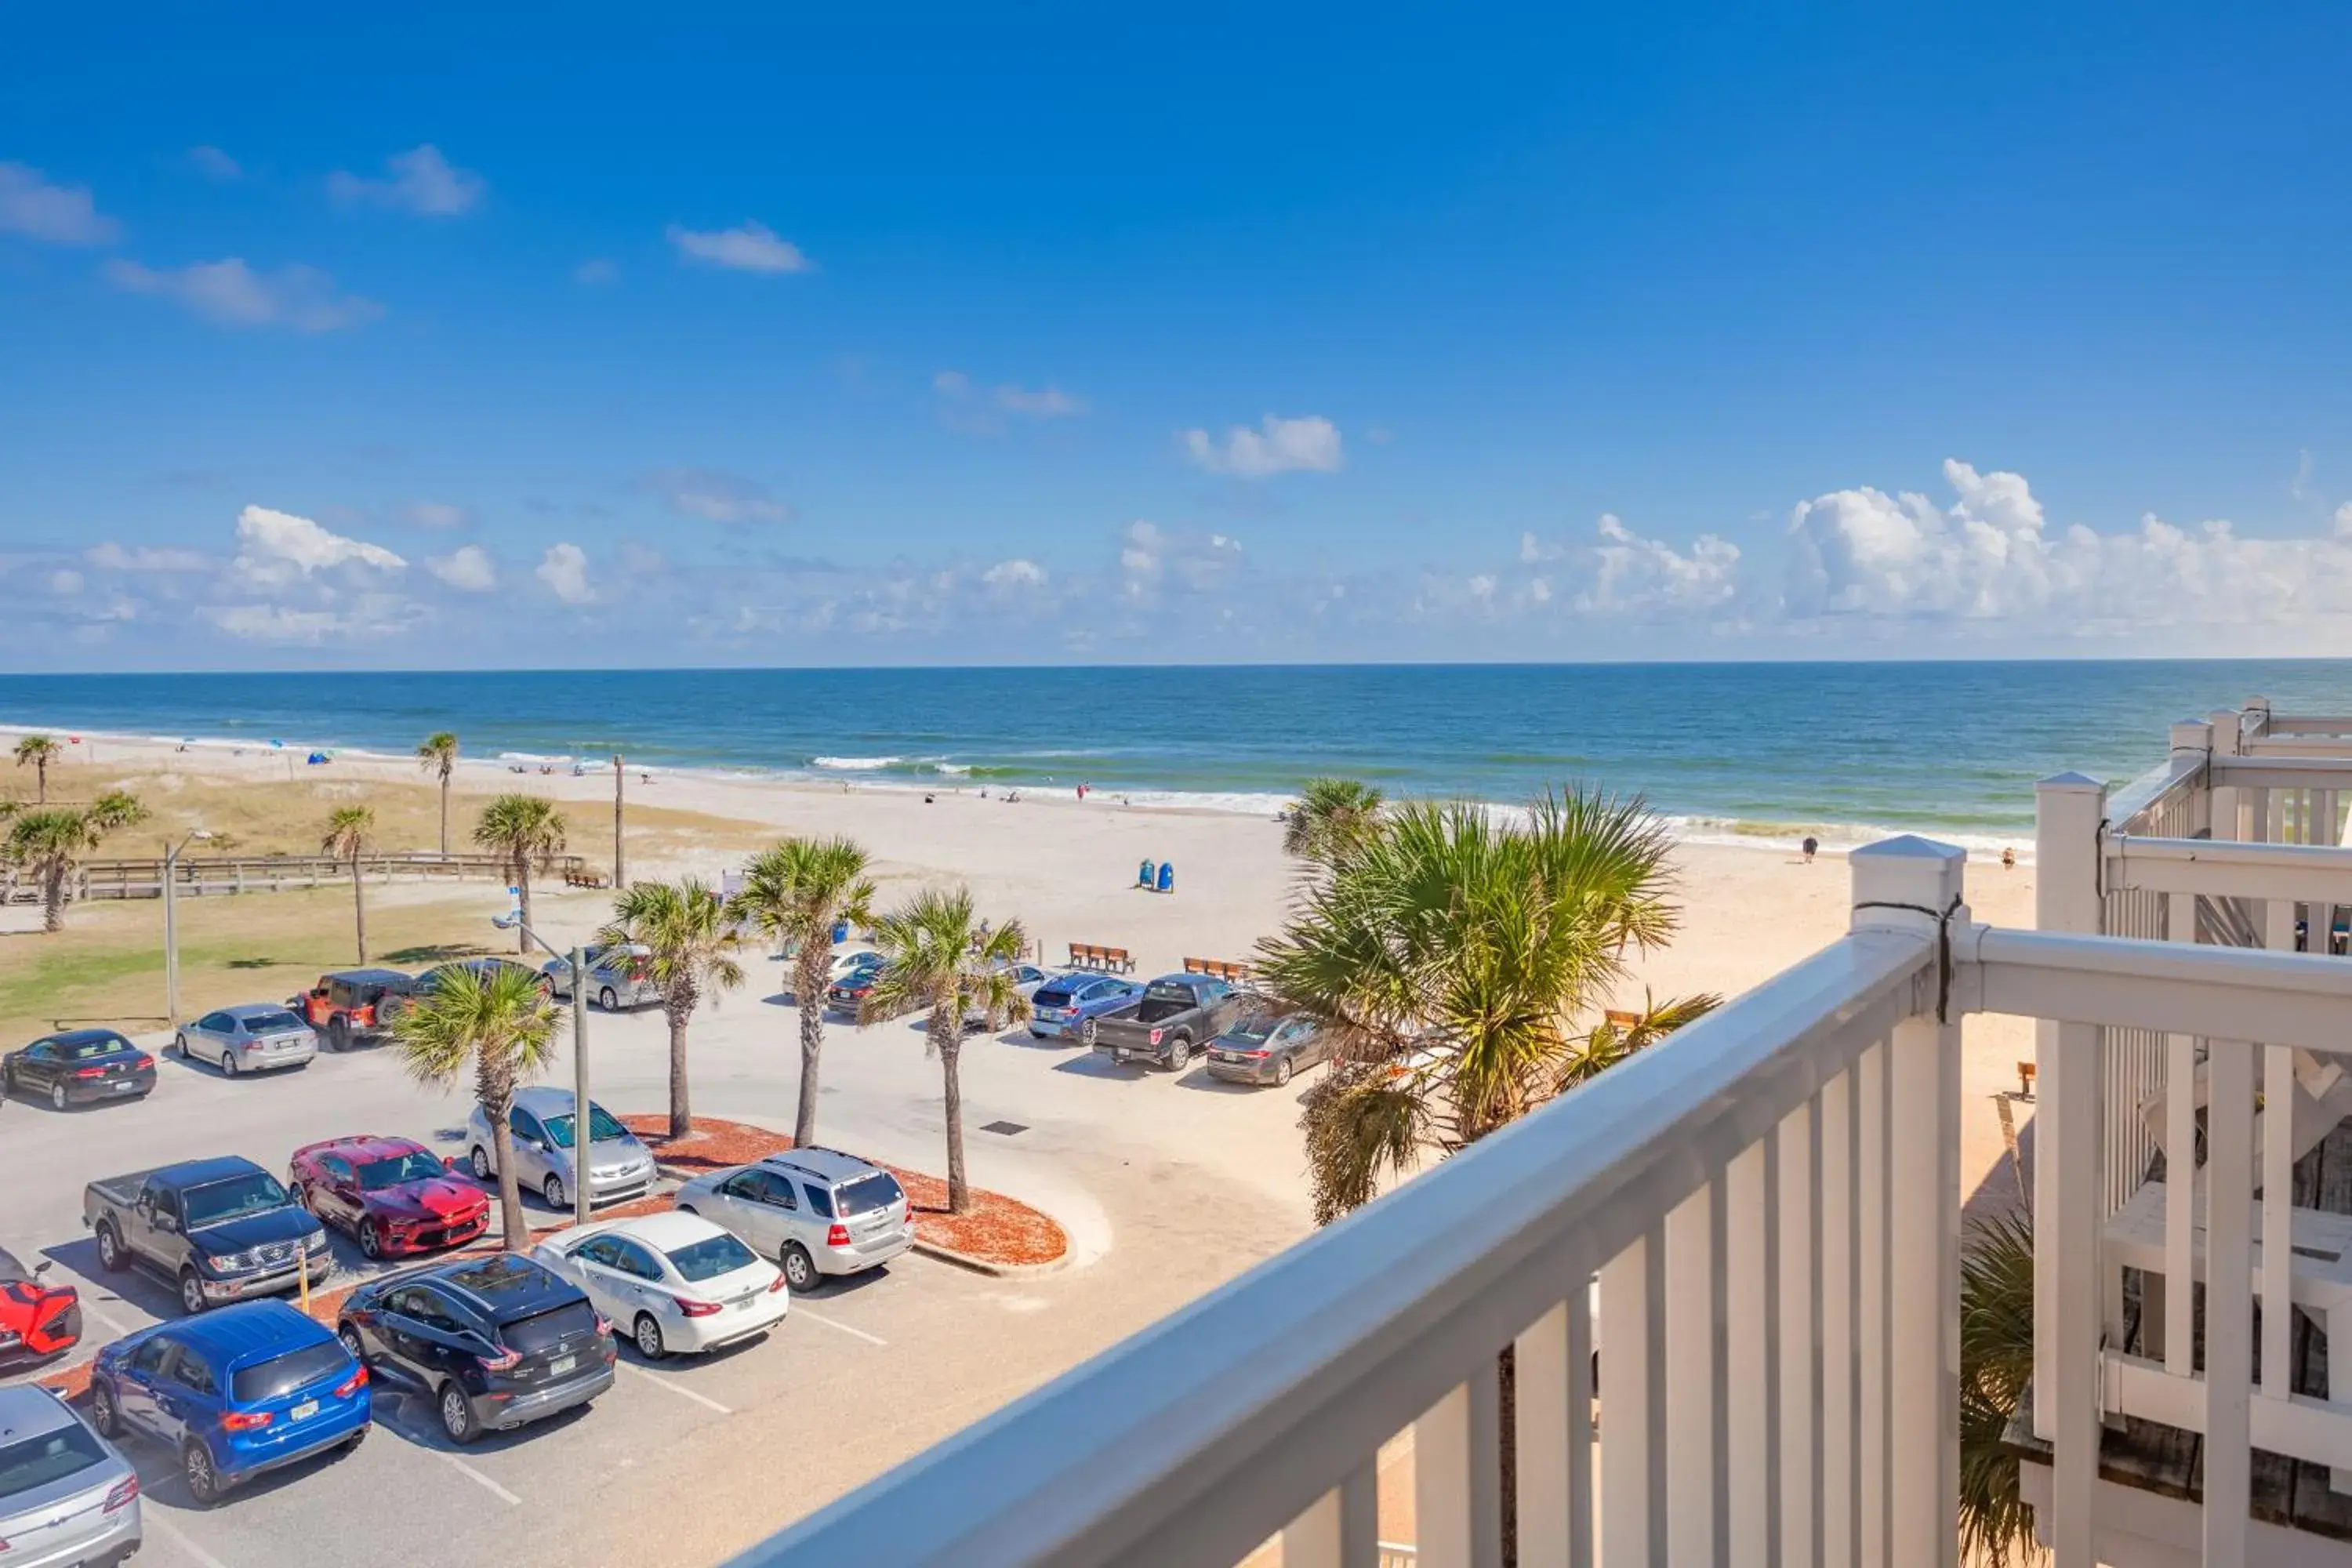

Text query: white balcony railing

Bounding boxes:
[723,797,2352,1568]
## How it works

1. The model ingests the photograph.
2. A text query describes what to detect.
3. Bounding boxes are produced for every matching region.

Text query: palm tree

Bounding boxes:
[416,732,460,855]
[474,794,567,953]
[599,879,745,1139]
[1261,787,1715,1560]
[727,837,877,1147]
[1,793,147,933]
[862,888,1030,1213]
[320,804,377,963]
[387,963,559,1251]
[12,735,60,804]
[1959,1209,2038,1565]
[1281,777,1386,870]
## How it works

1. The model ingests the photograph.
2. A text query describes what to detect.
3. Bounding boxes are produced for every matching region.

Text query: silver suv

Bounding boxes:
[673,1147,915,1291]
[465,1087,657,1210]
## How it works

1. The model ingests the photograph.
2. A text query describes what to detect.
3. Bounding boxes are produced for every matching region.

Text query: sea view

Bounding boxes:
[3,659,2341,851]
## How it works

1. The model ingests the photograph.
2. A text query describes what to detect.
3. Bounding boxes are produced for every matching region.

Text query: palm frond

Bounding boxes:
[1298,1067,1430,1226]
[1958,1208,2041,1565]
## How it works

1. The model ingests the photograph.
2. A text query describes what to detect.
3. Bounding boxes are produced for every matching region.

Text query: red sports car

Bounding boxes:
[290,1134,491,1259]
[0,1247,80,1362]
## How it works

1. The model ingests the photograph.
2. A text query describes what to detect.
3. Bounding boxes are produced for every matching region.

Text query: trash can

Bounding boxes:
[1139,858,1156,888]
[1157,862,1174,895]
[833,920,849,944]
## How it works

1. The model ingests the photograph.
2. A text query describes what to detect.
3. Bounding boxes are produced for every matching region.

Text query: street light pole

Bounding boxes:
[498,901,595,1229]
[162,829,213,1025]
[612,756,625,889]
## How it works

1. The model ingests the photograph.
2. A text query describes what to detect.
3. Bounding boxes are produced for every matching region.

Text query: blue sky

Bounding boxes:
[6,3,2352,669]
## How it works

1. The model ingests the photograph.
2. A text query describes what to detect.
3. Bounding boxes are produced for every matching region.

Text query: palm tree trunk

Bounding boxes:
[437,772,450,855]
[793,946,826,1147]
[490,1107,528,1251]
[41,861,64,932]
[668,1000,693,1140]
[35,758,46,804]
[935,1007,968,1213]
[349,855,368,964]
[514,861,532,955]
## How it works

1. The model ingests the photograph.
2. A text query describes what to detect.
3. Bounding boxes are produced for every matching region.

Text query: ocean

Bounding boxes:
[1,662,2343,854]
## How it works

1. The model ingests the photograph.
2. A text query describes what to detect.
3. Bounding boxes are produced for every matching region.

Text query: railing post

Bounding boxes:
[1850,835,1967,1568]
[2172,718,2214,839]
[2034,773,2106,1568]
[2209,710,2242,844]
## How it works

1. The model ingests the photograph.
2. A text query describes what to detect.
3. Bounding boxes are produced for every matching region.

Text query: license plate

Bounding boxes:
[730,1293,757,1309]
[111,1080,136,1092]
[290,1399,319,1421]
[549,1354,577,1375]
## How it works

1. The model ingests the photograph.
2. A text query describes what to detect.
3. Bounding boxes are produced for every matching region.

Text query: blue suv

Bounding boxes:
[1027,973,1142,1040]
[89,1300,369,1504]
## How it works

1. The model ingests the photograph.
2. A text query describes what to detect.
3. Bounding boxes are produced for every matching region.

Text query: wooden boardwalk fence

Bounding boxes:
[2,851,586,904]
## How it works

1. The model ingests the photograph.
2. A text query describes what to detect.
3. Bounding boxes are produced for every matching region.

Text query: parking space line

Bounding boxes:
[618,1361,732,1414]
[795,1306,887,1346]
[145,1510,232,1568]
[78,1303,132,1337]
[433,1448,522,1505]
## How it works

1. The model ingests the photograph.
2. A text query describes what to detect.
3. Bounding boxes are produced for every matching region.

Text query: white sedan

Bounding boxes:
[532,1210,790,1359]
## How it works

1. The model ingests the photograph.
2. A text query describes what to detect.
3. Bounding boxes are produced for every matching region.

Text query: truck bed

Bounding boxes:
[85,1171,159,1210]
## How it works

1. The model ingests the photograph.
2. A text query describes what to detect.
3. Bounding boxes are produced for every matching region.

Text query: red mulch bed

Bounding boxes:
[620,1114,1069,1269]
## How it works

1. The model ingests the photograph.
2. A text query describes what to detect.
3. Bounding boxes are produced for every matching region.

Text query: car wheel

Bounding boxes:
[358,1219,383,1259]
[1165,1036,1190,1072]
[49,1080,68,1112]
[338,1427,368,1458]
[439,1382,479,1444]
[470,1145,493,1181]
[89,1377,121,1438]
[1275,1055,1294,1087]
[96,1221,126,1272]
[599,986,619,1011]
[171,1033,188,1058]
[183,1441,221,1505]
[220,1051,238,1079]
[337,1324,365,1363]
[781,1243,818,1293]
[180,1270,207,1316]
[543,1171,566,1209]
[633,1313,667,1359]
[325,1018,346,1052]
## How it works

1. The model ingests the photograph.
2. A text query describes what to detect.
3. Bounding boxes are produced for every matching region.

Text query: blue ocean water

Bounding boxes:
[0,662,2343,848]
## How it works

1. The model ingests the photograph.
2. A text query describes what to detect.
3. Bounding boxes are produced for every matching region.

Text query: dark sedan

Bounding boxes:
[1203,1013,1332,1087]
[2,1029,156,1111]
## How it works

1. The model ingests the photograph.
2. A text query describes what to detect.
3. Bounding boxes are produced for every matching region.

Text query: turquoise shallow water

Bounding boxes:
[1,662,2343,849]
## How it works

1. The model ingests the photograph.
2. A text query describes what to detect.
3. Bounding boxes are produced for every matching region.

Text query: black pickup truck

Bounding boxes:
[85,1156,333,1316]
[1084,973,1252,1071]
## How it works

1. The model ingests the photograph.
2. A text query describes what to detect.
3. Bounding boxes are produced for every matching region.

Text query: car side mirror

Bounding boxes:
[32,1259,52,1278]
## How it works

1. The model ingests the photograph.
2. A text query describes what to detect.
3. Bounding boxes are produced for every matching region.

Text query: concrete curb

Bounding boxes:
[651,1160,1074,1278]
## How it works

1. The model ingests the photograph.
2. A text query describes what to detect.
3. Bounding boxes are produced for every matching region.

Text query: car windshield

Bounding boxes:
[500,1299,597,1354]
[0,1421,107,1500]
[356,1150,445,1189]
[834,1171,905,1217]
[663,1232,758,1282]
[239,1010,307,1034]
[56,1036,129,1061]
[183,1170,291,1227]
[540,1105,629,1149]
[230,1341,350,1404]
[1225,1015,1281,1042]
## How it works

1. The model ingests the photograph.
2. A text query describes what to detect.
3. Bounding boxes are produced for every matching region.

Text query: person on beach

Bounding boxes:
[2002,847,2016,869]
[1801,836,1818,863]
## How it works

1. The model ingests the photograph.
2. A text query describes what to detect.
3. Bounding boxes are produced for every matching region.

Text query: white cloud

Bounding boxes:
[1181,414,1344,477]
[574,257,618,285]
[0,162,118,245]
[328,145,485,216]
[187,146,241,181]
[2336,503,2352,539]
[537,543,593,604]
[1116,520,1243,599]
[935,371,1087,429]
[1577,514,1743,617]
[204,604,343,644]
[104,258,382,332]
[86,542,211,572]
[666,221,811,274]
[426,544,497,592]
[982,558,1046,588]
[643,468,792,525]
[47,569,82,596]
[402,500,470,531]
[231,505,405,588]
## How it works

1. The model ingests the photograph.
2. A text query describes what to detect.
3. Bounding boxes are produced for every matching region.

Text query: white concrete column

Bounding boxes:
[2172,718,2215,838]
[2211,708,2245,842]
[2033,773,2107,1472]
[1851,835,1968,1568]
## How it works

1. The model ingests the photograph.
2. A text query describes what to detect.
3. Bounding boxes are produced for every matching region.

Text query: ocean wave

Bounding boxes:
[810,755,903,771]
[1664,813,2027,860]
[495,750,575,765]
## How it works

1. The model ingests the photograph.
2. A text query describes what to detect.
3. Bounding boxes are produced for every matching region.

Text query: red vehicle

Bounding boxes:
[291,969,417,1051]
[289,1135,490,1259]
[0,1246,80,1362]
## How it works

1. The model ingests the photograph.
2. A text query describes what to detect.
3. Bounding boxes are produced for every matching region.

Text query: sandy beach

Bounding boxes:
[8,725,2042,1215]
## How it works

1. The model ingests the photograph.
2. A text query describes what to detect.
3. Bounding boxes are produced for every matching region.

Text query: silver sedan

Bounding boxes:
[539,943,661,1011]
[172,1003,318,1077]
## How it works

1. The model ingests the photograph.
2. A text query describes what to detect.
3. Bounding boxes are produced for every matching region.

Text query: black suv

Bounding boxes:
[335,1253,615,1443]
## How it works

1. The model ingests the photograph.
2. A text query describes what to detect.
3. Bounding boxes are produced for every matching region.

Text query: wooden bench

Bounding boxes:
[1068,943,1134,974]
[564,867,609,889]
[1183,956,1255,983]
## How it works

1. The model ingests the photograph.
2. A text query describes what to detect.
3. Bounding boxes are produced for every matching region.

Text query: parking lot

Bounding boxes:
[0,969,1316,1567]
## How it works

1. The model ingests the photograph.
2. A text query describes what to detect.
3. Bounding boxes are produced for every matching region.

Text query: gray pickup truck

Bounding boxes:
[85,1156,333,1316]
[1084,973,1252,1072]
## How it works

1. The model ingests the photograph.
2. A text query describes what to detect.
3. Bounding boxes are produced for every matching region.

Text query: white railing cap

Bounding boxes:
[2036,771,2107,794]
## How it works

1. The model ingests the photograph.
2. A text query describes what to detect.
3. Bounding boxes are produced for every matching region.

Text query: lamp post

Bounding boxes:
[162,829,214,1025]
[495,900,593,1228]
